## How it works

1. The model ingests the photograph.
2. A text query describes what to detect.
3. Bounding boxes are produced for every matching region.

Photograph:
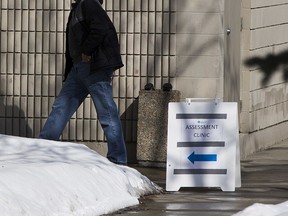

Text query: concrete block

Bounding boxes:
[83,119,90,140]
[41,97,49,117]
[156,0,163,11]
[1,33,7,52]
[49,32,56,53]
[82,99,91,119]
[76,120,83,140]
[7,54,14,73]
[155,35,162,55]
[7,75,13,95]
[0,76,6,94]
[170,34,176,55]
[137,89,181,165]
[69,118,76,140]
[56,1,64,10]
[20,97,27,117]
[15,32,21,53]
[15,10,21,30]
[21,32,28,53]
[42,54,49,74]
[156,13,162,33]
[5,118,13,135]
[76,102,84,119]
[13,97,20,117]
[148,35,155,55]
[14,75,20,96]
[29,11,36,31]
[89,119,97,140]
[56,54,64,73]
[34,97,41,118]
[0,118,5,134]
[27,76,35,96]
[56,12,64,32]
[6,97,13,117]
[170,13,176,34]
[163,0,170,11]
[0,54,6,73]
[20,75,27,95]
[1,0,7,8]
[7,32,14,53]
[28,32,36,53]
[142,0,149,11]
[120,13,127,32]
[0,97,5,117]
[7,10,15,31]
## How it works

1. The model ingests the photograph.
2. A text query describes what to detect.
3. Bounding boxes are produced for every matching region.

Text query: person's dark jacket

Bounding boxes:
[64,0,123,80]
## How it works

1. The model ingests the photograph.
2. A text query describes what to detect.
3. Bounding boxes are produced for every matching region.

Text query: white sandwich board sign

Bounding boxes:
[166,99,241,192]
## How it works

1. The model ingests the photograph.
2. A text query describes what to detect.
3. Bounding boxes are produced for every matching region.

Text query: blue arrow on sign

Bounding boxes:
[188,152,217,164]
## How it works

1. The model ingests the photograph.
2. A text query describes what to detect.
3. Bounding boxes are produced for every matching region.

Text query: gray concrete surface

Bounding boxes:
[112,140,288,215]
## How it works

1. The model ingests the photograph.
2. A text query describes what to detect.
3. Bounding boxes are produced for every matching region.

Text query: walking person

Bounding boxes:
[39,0,127,165]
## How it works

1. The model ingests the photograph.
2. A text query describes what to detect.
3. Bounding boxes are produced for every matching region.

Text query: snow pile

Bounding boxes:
[0,134,161,216]
[233,201,288,216]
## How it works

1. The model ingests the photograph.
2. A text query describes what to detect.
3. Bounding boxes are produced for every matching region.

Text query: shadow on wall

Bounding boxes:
[120,98,139,163]
[0,93,33,138]
[244,49,288,86]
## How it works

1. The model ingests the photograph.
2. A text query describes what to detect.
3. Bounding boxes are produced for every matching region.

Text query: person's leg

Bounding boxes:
[86,69,127,165]
[39,65,88,140]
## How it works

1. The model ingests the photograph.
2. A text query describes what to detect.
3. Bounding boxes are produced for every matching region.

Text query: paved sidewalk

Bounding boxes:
[113,141,288,215]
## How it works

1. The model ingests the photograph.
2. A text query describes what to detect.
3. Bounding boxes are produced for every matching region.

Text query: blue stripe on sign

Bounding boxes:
[188,152,217,164]
[176,113,227,119]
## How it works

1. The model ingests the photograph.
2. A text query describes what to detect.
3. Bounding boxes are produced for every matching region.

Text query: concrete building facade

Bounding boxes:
[1,0,288,162]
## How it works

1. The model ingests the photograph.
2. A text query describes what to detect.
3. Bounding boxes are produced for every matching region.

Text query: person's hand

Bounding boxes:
[82,53,91,62]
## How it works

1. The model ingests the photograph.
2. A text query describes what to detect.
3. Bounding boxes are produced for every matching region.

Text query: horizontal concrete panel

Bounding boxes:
[176,34,224,56]
[251,4,288,28]
[176,0,224,12]
[176,13,223,34]
[249,100,288,131]
[251,83,288,111]
[175,78,223,99]
[250,68,286,91]
[176,56,223,78]
[240,121,288,158]
[247,44,288,70]
[251,24,288,49]
[251,0,288,8]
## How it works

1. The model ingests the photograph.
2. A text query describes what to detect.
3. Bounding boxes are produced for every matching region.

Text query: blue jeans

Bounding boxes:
[39,62,127,165]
